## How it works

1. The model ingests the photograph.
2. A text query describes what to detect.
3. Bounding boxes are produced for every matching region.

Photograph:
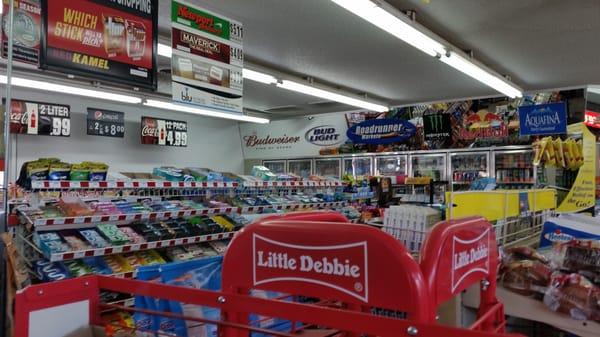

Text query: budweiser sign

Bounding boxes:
[243,134,300,148]
[451,228,490,292]
[253,234,369,302]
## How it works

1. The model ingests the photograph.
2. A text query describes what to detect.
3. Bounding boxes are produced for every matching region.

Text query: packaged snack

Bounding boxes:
[58,197,94,216]
[82,256,113,275]
[211,215,235,231]
[63,235,89,251]
[63,260,93,277]
[103,255,133,274]
[34,260,71,282]
[121,252,146,269]
[97,224,130,246]
[166,247,194,261]
[551,240,600,273]
[208,240,229,255]
[135,250,166,266]
[48,161,71,181]
[79,229,110,248]
[69,163,90,181]
[543,273,600,321]
[119,226,146,244]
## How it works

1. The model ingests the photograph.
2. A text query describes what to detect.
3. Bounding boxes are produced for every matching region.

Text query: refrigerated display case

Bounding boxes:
[493,149,535,189]
[288,159,313,178]
[262,160,286,175]
[410,153,447,180]
[450,151,489,189]
[343,157,373,178]
[314,158,341,178]
[376,155,407,176]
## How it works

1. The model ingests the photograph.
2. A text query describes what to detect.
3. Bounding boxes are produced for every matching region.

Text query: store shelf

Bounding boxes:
[496,181,535,184]
[30,180,239,190]
[242,180,343,188]
[44,231,235,262]
[21,207,238,230]
[238,201,347,214]
[463,286,600,337]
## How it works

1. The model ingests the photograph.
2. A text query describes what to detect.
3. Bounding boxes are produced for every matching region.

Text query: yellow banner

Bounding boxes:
[446,189,556,221]
[557,123,596,213]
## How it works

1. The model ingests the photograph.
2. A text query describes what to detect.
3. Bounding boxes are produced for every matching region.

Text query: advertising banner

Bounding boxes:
[9,99,70,136]
[42,0,158,88]
[171,0,243,113]
[1,0,42,65]
[423,113,451,141]
[518,102,567,136]
[346,118,416,145]
[141,116,187,147]
[87,108,124,138]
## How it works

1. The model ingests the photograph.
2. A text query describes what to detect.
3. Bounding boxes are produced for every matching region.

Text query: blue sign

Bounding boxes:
[519,102,567,136]
[347,118,417,144]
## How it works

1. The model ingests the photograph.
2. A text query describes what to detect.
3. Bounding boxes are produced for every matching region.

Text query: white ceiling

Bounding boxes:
[157,0,599,118]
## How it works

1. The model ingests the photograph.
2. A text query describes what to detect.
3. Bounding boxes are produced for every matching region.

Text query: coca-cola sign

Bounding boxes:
[8,99,70,137]
[253,234,368,302]
[451,228,490,292]
[141,116,188,147]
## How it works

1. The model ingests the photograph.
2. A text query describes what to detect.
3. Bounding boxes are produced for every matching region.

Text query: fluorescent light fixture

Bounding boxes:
[0,75,143,103]
[330,0,445,57]
[277,80,388,112]
[144,99,270,124]
[158,43,172,58]
[242,69,277,85]
[441,51,522,98]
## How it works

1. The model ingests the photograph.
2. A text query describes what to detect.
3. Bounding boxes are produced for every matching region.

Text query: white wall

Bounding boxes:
[8,88,245,180]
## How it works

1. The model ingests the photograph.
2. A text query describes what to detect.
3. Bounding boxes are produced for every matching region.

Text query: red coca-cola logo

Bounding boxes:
[142,119,158,137]
[253,234,368,302]
[451,229,490,292]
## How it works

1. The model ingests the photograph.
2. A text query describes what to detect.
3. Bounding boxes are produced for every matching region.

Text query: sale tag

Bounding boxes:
[141,116,188,147]
[87,108,125,138]
[9,99,70,137]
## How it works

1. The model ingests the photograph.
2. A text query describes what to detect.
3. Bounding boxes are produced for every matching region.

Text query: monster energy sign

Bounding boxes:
[423,113,451,141]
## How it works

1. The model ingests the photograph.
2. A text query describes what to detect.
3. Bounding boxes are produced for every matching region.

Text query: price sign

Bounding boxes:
[9,99,70,136]
[141,116,187,147]
[87,108,125,138]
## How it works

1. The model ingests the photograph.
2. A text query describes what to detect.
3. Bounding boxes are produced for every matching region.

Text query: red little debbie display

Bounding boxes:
[15,212,516,337]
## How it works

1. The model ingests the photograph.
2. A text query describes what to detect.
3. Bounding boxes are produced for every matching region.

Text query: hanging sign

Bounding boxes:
[346,119,416,145]
[1,0,42,65]
[9,99,70,136]
[87,108,124,138]
[305,125,342,146]
[423,113,451,141]
[141,116,187,147]
[557,123,596,213]
[171,0,243,113]
[42,0,158,89]
[519,102,567,136]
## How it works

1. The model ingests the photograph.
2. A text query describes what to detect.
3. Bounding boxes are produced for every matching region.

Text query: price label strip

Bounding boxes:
[87,108,125,138]
[141,116,188,147]
[9,99,70,137]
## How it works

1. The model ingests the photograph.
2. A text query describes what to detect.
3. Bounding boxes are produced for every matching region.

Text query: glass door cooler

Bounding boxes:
[493,149,535,189]
[262,160,286,175]
[450,151,489,190]
[343,157,373,179]
[375,155,407,177]
[287,159,313,179]
[410,153,447,180]
[314,158,341,179]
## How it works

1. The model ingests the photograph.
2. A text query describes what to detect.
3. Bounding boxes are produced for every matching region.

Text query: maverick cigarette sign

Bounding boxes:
[253,234,369,302]
[347,118,416,145]
[171,0,243,113]
[42,0,158,88]
[519,102,567,136]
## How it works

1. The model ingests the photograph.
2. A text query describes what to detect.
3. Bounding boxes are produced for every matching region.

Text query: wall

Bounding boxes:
[8,88,245,180]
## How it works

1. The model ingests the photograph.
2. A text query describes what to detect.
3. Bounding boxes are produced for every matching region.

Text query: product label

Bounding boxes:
[141,116,187,147]
[451,229,490,292]
[519,102,567,136]
[44,0,157,88]
[9,99,70,137]
[172,27,242,67]
[253,234,368,302]
[87,108,124,138]
[1,0,42,65]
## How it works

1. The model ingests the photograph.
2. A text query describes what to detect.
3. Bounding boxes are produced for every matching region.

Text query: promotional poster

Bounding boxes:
[1,0,42,65]
[42,0,157,88]
[141,116,188,147]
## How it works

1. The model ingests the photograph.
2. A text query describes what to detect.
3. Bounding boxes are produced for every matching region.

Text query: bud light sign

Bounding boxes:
[519,102,567,136]
[346,118,416,145]
[305,125,342,146]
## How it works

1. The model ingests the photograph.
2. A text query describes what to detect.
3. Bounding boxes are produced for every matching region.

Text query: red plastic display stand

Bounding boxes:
[14,211,518,337]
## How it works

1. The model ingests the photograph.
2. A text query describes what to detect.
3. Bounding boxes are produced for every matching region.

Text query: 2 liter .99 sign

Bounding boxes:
[141,116,187,147]
[9,100,70,137]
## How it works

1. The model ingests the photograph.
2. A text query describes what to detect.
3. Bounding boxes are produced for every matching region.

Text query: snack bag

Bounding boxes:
[161,256,223,337]
[133,265,163,336]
